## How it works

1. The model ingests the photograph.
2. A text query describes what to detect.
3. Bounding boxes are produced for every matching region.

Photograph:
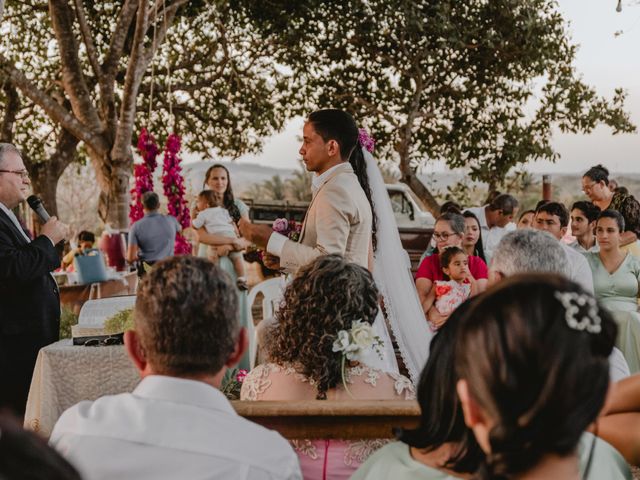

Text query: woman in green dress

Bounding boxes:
[195,164,252,369]
[585,209,640,373]
[353,300,483,480]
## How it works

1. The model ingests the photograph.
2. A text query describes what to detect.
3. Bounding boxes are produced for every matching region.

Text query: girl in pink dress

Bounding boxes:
[420,246,477,330]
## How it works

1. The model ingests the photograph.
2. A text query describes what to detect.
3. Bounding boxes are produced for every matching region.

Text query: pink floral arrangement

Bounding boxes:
[272,218,302,242]
[221,368,248,400]
[129,128,159,224]
[236,369,248,383]
[358,128,375,153]
[161,134,191,255]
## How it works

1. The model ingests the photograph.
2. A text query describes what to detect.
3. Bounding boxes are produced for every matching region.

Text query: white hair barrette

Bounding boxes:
[553,291,602,334]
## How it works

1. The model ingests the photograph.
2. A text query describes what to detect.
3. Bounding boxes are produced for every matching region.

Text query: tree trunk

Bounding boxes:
[395,126,440,217]
[0,80,20,142]
[25,128,79,219]
[91,149,132,230]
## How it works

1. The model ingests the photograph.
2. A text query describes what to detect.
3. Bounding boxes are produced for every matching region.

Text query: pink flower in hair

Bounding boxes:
[358,128,375,153]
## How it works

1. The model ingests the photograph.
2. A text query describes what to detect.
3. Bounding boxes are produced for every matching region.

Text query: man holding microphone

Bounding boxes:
[0,143,69,415]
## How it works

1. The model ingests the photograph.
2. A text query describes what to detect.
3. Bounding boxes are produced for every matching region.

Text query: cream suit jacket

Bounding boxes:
[280,162,372,273]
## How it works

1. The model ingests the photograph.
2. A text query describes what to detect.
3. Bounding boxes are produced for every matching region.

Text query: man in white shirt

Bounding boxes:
[534,202,594,294]
[569,200,600,254]
[465,194,519,264]
[50,256,301,480]
[490,229,629,382]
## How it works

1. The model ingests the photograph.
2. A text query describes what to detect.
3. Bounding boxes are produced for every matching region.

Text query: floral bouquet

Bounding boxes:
[332,320,384,398]
[220,368,248,400]
[272,218,302,242]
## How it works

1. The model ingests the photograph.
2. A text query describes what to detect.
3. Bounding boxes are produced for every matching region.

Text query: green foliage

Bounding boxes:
[239,0,636,199]
[59,306,79,340]
[103,308,134,335]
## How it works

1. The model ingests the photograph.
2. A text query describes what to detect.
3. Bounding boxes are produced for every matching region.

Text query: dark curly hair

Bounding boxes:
[267,255,380,399]
[203,164,241,222]
[455,274,616,480]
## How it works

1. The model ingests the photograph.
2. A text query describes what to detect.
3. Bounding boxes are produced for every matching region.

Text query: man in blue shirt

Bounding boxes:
[127,192,181,275]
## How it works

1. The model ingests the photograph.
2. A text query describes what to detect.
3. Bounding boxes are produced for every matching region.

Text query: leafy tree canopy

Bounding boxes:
[238,0,636,212]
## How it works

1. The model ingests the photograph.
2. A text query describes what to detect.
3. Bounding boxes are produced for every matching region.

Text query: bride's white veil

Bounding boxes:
[364,149,432,383]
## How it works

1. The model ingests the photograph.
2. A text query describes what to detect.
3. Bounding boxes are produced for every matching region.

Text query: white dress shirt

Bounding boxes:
[0,201,31,243]
[561,242,594,294]
[464,205,515,265]
[267,163,345,257]
[50,375,302,480]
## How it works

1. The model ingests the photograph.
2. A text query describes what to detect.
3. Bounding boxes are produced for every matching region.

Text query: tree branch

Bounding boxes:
[48,0,102,133]
[112,0,149,162]
[0,80,20,142]
[101,0,138,137]
[0,54,108,155]
[72,0,101,80]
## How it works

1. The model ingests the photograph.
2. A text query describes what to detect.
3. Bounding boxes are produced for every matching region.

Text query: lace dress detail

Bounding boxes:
[241,363,414,478]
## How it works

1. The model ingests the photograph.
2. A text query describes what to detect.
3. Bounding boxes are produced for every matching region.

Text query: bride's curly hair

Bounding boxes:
[267,255,380,399]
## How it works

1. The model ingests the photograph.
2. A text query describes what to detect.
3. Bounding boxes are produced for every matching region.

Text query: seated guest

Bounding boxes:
[0,413,81,480]
[61,230,96,270]
[353,301,484,480]
[416,212,488,328]
[569,201,600,253]
[461,211,486,263]
[50,256,301,480]
[534,201,594,293]
[585,210,640,373]
[241,255,414,480]
[456,275,631,480]
[516,209,535,229]
[490,228,630,381]
[464,193,518,263]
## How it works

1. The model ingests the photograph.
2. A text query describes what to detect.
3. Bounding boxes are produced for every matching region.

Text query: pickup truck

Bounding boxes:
[242,183,434,272]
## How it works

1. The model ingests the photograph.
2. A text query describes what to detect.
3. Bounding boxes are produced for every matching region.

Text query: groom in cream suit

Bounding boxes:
[239,109,372,273]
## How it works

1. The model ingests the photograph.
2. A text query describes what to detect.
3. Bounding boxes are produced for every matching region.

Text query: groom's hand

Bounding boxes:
[238,218,273,249]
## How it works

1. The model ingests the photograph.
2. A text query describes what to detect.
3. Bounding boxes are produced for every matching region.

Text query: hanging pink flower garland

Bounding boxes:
[161,133,191,255]
[129,128,159,224]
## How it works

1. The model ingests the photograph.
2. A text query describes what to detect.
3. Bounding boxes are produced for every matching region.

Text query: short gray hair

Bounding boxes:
[491,229,568,277]
[0,143,21,169]
[436,212,466,235]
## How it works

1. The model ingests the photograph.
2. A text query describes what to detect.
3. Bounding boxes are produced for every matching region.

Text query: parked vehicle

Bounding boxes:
[241,183,434,272]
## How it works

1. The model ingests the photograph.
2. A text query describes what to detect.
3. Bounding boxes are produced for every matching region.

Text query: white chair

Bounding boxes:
[246,277,286,369]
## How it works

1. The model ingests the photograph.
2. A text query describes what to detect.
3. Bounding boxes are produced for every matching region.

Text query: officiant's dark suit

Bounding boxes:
[0,146,61,415]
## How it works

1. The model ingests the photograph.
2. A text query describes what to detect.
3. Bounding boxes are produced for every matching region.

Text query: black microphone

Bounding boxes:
[27,195,51,223]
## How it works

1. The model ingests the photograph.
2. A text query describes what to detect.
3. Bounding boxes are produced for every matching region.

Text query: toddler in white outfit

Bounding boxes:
[192,190,247,289]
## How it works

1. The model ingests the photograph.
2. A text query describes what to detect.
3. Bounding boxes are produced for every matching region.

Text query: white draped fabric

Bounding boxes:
[364,149,433,383]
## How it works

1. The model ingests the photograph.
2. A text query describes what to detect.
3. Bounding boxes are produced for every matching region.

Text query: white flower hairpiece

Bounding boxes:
[554,291,602,334]
[332,320,383,361]
[332,320,384,398]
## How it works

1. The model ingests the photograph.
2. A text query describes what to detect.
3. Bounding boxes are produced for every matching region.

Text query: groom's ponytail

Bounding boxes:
[308,109,378,251]
[349,145,378,251]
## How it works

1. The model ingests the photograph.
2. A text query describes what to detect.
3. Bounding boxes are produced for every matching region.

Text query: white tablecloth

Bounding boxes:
[24,339,139,437]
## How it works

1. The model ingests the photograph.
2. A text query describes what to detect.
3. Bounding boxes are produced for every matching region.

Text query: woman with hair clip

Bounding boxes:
[455,274,630,480]
[353,299,483,479]
[585,209,640,373]
[240,255,415,480]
